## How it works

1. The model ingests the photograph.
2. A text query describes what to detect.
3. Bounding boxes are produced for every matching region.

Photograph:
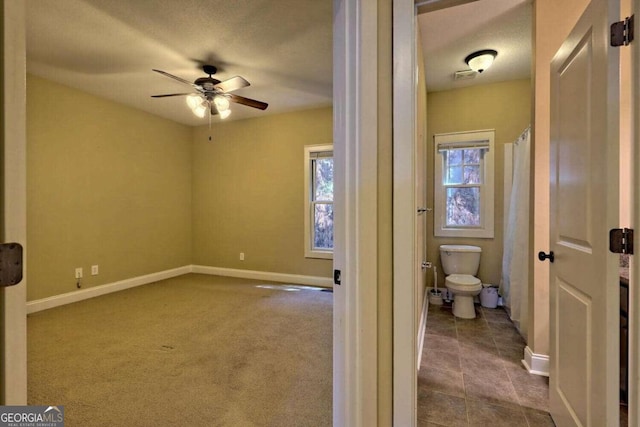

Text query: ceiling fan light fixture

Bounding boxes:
[186,94,204,110]
[192,103,208,118]
[219,109,231,120]
[465,49,497,73]
[214,95,230,112]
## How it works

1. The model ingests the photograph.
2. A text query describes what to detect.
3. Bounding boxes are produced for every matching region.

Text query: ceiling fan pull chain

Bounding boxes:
[208,106,212,142]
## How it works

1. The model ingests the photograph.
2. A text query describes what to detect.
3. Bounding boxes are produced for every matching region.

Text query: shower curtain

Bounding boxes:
[501,127,530,334]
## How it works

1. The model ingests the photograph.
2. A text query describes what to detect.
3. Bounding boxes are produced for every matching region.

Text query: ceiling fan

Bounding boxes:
[151,65,268,120]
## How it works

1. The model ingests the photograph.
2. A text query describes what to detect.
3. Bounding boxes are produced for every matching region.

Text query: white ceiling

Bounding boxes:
[26,0,531,127]
[419,0,532,92]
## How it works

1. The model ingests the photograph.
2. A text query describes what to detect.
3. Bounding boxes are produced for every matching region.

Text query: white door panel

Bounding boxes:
[549,0,620,425]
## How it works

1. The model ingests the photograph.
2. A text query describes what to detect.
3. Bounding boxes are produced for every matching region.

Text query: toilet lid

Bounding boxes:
[446,274,481,286]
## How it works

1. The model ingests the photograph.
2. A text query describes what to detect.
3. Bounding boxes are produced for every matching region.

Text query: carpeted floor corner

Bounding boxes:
[27,274,333,426]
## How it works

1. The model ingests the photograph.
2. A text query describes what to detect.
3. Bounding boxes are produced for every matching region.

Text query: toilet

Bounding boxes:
[439,245,483,319]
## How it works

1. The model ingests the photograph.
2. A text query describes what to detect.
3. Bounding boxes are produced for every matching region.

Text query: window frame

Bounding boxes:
[304,144,334,259]
[434,130,495,238]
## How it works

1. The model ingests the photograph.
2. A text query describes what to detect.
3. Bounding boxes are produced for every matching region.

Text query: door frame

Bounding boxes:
[4,0,384,421]
[393,0,418,425]
[1,0,27,404]
[631,0,640,424]
[333,0,380,425]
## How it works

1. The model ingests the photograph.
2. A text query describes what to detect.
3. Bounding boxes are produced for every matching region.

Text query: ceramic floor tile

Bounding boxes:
[466,399,528,427]
[422,348,462,373]
[482,311,513,325]
[464,372,521,409]
[426,322,458,338]
[459,351,507,377]
[419,367,465,398]
[418,421,452,427]
[511,380,549,412]
[420,303,554,427]
[505,365,549,390]
[424,333,459,353]
[496,345,525,364]
[417,389,469,427]
[455,318,489,330]
[522,407,556,427]
[458,339,500,357]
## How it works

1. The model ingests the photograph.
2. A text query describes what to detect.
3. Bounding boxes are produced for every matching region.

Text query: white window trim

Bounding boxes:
[434,129,495,238]
[304,144,334,259]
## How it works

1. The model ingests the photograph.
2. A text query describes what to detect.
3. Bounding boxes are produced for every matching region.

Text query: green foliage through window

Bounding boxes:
[311,154,333,251]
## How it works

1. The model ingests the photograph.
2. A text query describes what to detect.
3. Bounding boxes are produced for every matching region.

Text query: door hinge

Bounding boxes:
[333,269,341,285]
[610,228,634,255]
[611,15,634,47]
[0,243,23,287]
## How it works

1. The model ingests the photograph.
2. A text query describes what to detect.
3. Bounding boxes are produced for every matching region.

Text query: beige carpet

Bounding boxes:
[27,274,332,426]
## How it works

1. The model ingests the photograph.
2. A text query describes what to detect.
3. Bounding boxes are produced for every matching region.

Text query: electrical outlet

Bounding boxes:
[91,265,99,275]
[239,252,245,261]
[75,267,83,279]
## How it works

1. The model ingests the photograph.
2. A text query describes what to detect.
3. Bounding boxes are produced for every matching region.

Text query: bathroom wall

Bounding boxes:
[426,79,531,287]
[27,74,193,301]
[416,25,428,341]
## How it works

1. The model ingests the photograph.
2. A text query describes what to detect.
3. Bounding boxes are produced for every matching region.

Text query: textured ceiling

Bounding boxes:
[419,0,532,92]
[27,0,333,126]
[26,0,530,126]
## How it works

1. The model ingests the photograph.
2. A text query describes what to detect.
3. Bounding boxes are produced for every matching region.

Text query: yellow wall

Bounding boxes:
[191,107,333,278]
[531,0,589,356]
[27,77,335,301]
[27,75,193,300]
[427,79,531,287]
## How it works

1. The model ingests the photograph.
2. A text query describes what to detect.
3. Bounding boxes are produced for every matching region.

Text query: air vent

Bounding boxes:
[454,70,477,81]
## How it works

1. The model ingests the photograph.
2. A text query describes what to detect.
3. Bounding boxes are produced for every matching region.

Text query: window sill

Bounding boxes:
[305,250,333,260]
[435,228,494,239]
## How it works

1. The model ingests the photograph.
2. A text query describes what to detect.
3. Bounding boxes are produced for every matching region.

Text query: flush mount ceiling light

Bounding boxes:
[464,49,498,73]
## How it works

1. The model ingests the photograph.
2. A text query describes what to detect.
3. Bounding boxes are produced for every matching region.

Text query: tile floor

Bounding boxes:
[418,302,554,427]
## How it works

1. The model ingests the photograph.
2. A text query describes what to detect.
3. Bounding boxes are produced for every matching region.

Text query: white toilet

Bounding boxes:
[439,245,483,319]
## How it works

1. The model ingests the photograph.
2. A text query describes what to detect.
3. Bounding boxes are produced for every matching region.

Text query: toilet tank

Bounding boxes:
[439,245,482,275]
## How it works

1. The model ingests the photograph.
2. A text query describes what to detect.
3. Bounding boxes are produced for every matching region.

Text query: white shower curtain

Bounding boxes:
[501,127,530,334]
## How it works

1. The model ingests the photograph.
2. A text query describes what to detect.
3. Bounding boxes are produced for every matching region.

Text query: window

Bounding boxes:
[304,145,334,259]
[434,130,494,238]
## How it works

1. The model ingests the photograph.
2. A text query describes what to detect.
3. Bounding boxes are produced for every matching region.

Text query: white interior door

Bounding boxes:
[548,0,620,425]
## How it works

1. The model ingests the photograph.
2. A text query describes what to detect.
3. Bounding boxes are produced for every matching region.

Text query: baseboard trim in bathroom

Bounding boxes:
[417,288,430,370]
[27,265,192,314]
[522,345,550,377]
[192,265,334,288]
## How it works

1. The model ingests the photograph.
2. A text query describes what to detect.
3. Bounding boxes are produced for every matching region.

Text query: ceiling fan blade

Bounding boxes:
[151,93,192,98]
[214,76,250,93]
[229,94,268,110]
[152,69,199,88]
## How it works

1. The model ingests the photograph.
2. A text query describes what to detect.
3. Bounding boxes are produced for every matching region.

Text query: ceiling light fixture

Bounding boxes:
[213,95,230,112]
[185,93,232,120]
[465,49,498,73]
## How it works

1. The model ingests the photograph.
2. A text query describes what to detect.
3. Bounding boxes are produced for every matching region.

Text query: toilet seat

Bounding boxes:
[445,274,482,290]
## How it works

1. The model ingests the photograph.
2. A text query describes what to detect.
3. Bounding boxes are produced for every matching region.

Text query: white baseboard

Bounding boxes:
[522,346,549,377]
[27,266,192,314]
[27,265,332,314]
[192,265,333,288]
[417,287,429,370]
